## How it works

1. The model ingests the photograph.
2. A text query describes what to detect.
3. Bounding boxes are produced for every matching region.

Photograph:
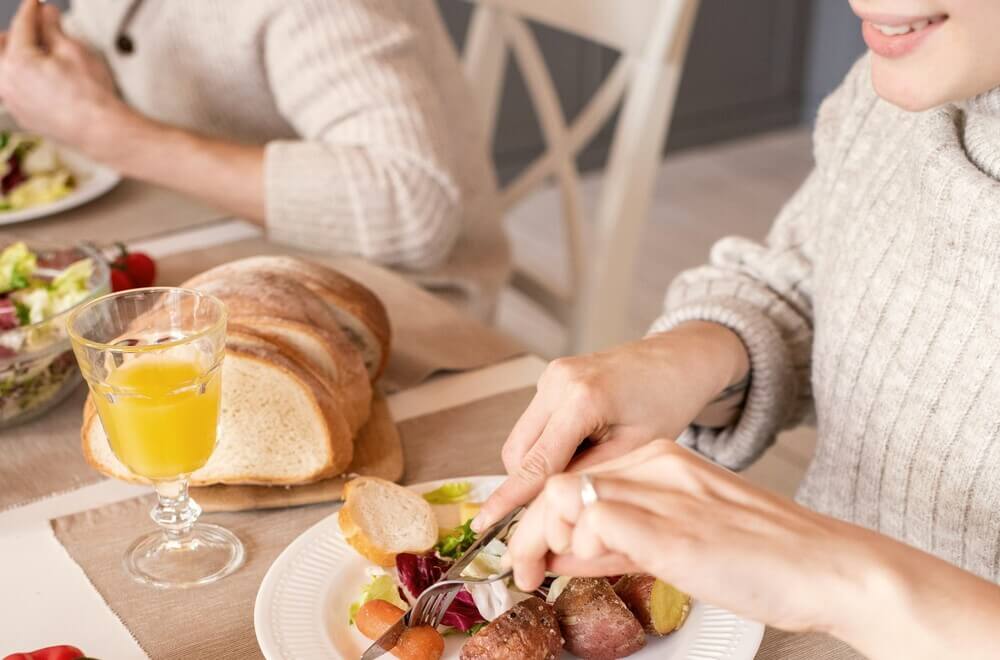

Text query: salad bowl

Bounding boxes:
[0,240,110,427]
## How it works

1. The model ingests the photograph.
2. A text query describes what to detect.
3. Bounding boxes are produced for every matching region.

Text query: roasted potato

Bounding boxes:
[613,574,691,636]
[460,596,563,660]
[554,578,646,659]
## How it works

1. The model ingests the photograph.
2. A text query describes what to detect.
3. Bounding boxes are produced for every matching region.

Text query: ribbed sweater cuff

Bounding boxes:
[648,298,793,470]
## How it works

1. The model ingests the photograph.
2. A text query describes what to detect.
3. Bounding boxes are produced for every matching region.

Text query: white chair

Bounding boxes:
[461,0,701,354]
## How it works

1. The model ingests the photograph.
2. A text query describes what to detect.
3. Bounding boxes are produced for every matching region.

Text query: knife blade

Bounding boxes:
[359,506,523,659]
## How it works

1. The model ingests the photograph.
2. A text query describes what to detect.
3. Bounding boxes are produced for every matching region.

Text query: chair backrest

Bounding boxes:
[461,0,700,353]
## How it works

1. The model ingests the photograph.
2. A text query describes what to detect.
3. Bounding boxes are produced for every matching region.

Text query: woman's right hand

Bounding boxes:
[473,321,749,532]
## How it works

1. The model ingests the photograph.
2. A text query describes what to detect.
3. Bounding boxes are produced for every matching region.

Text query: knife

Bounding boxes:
[360,506,523,660]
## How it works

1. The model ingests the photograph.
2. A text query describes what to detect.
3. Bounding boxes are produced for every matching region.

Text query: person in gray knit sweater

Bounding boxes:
[0,0,508,319]
[477,1,1000,658]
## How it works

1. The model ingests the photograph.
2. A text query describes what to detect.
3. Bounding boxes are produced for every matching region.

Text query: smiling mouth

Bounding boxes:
[859,13,948,58]
[867,14,948,36]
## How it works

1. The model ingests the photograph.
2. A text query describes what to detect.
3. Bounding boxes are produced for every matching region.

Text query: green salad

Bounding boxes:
[0,242,98,424]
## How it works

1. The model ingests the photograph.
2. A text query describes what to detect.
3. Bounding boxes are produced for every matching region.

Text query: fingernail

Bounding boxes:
[470,514,485,533]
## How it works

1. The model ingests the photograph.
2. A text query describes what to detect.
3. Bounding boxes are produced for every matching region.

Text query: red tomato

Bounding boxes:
[123,252,156,287]
[3,646,85,660]
[110,268,134,292]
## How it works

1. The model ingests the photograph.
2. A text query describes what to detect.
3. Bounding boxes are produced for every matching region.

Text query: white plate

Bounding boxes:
[0,146,121,226]
[255,476,765,660]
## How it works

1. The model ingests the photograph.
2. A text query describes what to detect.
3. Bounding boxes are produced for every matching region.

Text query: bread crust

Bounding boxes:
[184,256,391,380]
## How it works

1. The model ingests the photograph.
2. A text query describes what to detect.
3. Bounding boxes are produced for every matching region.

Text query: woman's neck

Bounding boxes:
[959,87,1000,180]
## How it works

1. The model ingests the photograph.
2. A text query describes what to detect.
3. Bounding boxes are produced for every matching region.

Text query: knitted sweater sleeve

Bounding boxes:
[261,0,462,269]
[649,56,875,470]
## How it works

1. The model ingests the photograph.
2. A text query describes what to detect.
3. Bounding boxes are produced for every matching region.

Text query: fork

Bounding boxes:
[408,568,513,629]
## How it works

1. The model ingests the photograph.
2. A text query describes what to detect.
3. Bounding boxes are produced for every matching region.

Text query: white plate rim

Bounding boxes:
[0,147,121,225]
[254,475,765,660]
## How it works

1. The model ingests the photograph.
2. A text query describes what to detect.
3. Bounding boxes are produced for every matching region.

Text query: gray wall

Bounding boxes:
[803,0,867,121]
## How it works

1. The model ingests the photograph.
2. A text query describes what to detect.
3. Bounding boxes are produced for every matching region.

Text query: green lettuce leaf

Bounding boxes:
[348,573,408,625]
[435,519,477,558]
[0,242,36,293]
[422,481,472,505]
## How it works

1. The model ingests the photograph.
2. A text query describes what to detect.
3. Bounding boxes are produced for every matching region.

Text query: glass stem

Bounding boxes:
[151,478,201,543]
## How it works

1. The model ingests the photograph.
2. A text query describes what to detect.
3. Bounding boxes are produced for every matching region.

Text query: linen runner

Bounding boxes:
[51,387,535,659]
[4,179,226,244]
[0,385,103,511]
[155,238,525,390]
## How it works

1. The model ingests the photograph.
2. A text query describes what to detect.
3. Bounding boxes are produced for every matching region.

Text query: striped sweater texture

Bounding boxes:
[653,56,1000,582]
[65,0,509,319]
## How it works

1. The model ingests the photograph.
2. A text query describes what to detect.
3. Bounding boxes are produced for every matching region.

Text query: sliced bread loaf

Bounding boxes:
[81,344,353,486]
[185,256,390,380]
[338,477,438,566]
[229,320,371,435]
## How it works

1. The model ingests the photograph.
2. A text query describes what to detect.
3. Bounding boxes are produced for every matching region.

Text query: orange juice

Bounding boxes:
[93,357,221,480]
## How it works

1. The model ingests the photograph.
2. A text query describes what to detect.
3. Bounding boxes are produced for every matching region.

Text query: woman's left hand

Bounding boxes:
[0,0,127,151]
[506,439,890,637]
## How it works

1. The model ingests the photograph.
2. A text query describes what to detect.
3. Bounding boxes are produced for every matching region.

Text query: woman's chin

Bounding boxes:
[870,61,950,112]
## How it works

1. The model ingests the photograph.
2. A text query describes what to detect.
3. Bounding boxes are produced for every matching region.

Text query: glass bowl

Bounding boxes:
[0,241,110,428]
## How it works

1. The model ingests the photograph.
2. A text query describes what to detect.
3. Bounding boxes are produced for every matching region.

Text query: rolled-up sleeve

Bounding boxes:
[649,56,874,470]
[262,0,462,269]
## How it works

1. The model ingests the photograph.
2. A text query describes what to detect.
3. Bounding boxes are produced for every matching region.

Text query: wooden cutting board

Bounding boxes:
[191,391,403,512]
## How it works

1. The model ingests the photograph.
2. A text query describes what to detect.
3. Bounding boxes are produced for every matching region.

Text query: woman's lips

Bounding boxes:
[860,14,947,59]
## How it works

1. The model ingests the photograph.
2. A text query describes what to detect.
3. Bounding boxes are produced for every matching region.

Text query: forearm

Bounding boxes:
[651,321,750,428]
[829,526,1000,660]
[85,106,266,223]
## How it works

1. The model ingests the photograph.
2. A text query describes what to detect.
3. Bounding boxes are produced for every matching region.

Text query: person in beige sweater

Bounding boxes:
[0,0,508,319]
[476,1,1000,658]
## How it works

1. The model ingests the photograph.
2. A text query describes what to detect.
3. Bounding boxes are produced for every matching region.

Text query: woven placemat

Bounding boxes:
[0,384,103,512]
[51,386,534,659]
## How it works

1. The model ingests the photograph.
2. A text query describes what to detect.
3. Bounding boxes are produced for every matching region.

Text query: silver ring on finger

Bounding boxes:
[579,473,599,508]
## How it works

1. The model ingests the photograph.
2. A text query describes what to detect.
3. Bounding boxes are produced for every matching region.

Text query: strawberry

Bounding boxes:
[123,252,156,287]
[110,268,134,292]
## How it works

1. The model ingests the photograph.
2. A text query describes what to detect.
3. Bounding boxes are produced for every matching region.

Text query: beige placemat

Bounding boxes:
[2,179,226,245]
[0,384,103,512]
[756,628,866,659]
[156,238,525,390]
[51,385,534,658]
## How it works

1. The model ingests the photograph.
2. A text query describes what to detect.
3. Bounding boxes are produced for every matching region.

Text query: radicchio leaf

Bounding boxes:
[396,552,450,601]
[395,553,487,632]
[0,297,17,330]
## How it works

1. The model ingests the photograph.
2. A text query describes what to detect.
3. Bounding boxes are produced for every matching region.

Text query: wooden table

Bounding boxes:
[0,187,865,659]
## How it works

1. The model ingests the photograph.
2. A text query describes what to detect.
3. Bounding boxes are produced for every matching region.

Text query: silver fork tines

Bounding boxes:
[410,570,513,629]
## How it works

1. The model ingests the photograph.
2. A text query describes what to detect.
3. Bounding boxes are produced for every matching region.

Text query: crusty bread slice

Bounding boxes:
[338,477,438,566]
[81,345,353,486]
[185,256,391,381]
[229,320,371,435]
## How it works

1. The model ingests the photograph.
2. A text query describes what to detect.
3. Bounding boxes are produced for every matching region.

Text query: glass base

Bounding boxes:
[123,522,245,589]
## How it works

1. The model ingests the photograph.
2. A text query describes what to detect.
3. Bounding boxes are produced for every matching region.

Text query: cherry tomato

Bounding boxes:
[110,268,134,292]
[123,252,156,287]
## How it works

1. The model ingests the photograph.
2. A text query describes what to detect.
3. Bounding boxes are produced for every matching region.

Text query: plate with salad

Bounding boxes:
[0,130,120,225]
[0,240,109,427]
[254,476,765,660]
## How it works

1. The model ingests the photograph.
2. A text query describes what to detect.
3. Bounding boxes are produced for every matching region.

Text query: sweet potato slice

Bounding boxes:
[554,577,646,659]
[613,574,691,636]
